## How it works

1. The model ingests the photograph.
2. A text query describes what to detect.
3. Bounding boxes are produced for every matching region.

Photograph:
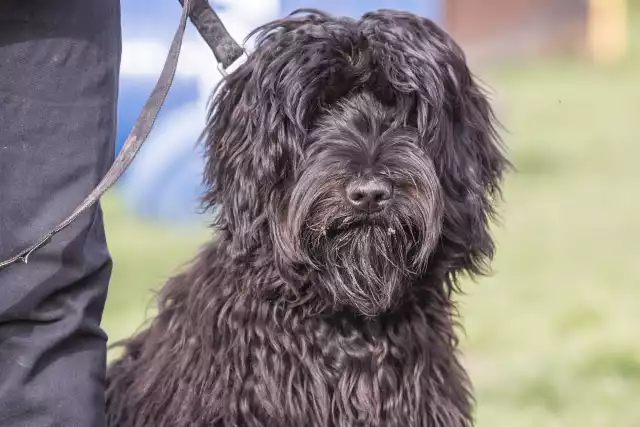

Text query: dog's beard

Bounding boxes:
[307,218,415,316]
[282,175,443,317]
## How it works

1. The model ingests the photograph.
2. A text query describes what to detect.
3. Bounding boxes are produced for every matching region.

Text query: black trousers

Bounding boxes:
[0,1,121,426]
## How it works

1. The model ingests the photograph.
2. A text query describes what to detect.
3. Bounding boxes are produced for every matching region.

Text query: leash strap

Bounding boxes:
[0,0,245,269]
[178,0,246,73]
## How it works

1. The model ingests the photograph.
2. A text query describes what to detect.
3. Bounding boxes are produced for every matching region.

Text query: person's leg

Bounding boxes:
[0,0,121,426]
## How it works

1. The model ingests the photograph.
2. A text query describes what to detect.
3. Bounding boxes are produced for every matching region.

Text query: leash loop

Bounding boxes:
[0,0,245,269]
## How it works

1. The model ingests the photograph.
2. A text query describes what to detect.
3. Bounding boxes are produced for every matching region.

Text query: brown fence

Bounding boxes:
[444,0,590,63]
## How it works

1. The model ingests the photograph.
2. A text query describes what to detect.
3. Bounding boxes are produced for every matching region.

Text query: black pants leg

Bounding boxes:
[0,1,121,426]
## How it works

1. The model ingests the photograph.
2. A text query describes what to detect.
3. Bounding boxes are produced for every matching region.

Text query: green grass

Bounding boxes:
[102,15,640,427]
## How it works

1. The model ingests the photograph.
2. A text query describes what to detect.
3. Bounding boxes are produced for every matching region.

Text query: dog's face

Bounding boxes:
[204,10,508,316]
[284,92,444,315]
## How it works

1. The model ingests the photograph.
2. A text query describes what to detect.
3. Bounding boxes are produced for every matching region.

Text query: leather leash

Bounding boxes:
[0,0,245,269]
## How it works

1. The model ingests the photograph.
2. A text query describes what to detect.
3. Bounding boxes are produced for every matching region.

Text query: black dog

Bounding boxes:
[106,9,508,427]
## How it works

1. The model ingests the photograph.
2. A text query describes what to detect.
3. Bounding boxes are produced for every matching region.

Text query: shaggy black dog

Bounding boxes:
[106,9,508,427]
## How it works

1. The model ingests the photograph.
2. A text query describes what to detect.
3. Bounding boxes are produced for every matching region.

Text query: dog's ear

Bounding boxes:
[361,11,509,282]
[203,11,361,258]
[203,59,300,258]
[435,67,509,284]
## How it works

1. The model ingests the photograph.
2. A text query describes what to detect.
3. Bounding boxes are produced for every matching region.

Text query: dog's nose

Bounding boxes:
[345,178,393,211]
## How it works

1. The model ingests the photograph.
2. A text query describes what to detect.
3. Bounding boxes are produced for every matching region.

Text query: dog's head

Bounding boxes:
[204,9,508,316]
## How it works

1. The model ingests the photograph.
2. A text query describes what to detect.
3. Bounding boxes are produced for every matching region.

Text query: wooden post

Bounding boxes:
[587,0,628,63]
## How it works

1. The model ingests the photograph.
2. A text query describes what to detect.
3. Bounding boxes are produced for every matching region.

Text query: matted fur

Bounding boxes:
[106,9,508,427]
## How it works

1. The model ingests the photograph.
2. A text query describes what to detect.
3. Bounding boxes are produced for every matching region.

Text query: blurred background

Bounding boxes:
[103,0,639,425]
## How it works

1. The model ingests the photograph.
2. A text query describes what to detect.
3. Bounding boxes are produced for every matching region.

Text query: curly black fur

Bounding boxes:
[106,9,508,427]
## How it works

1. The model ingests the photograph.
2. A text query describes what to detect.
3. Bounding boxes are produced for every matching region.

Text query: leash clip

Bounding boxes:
[217,50,248,76]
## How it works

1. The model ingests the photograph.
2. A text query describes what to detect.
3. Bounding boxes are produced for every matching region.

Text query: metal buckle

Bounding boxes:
[217,51,248,76]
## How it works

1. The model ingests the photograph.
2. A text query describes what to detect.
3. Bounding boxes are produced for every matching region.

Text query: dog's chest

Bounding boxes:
[241,314,438,426]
